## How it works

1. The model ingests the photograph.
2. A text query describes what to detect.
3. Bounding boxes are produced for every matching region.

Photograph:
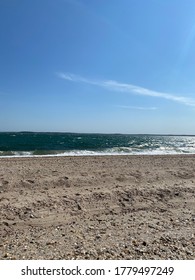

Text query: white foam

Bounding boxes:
[1,147,195,158]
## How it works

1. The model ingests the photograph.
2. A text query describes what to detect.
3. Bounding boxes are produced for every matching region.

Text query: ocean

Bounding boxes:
[0,132,195,157]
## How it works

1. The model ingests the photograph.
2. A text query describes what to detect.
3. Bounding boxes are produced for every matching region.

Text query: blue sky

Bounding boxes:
[1,0,195,134]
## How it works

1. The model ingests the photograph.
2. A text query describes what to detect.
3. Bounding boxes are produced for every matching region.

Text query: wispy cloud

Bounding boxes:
[117,105,157,110]
[57,72,195,107]
[57,72,100,86]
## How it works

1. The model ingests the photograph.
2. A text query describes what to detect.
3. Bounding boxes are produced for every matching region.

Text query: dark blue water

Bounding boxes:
[0,132,195,157]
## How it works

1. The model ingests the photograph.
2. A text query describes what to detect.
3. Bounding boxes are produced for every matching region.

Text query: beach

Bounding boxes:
[0,155,195,259]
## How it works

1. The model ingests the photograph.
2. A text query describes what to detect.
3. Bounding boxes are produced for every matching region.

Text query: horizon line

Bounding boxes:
[1,131,195,136]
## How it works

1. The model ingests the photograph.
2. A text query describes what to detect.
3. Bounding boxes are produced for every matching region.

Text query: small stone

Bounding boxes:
[27,179,34,184]
[2,180,8,185]
[95,234,101,240]
[46,241,56,245]
[77,204,82,210]
[132,240,138,246]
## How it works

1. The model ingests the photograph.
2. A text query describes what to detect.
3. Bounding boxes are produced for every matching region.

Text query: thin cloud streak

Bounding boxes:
[57,72,195,107]
[117,105,157,110]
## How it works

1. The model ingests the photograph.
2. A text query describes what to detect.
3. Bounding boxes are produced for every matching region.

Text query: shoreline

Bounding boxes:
[0,152,195,159]
[0,154,195,259]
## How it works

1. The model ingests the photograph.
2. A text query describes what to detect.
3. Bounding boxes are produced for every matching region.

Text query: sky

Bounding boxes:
[1,0,195,134]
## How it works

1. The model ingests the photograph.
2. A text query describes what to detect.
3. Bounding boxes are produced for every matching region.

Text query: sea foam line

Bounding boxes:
[0,148,195,158]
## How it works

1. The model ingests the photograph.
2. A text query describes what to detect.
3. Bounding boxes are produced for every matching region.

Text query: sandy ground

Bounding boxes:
[0,155,195,259]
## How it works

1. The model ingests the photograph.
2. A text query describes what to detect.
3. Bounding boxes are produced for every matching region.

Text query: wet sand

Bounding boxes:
[0,155,195,259]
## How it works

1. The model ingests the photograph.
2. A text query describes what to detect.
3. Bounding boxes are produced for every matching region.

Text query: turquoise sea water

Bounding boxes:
[0,132,195,157]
